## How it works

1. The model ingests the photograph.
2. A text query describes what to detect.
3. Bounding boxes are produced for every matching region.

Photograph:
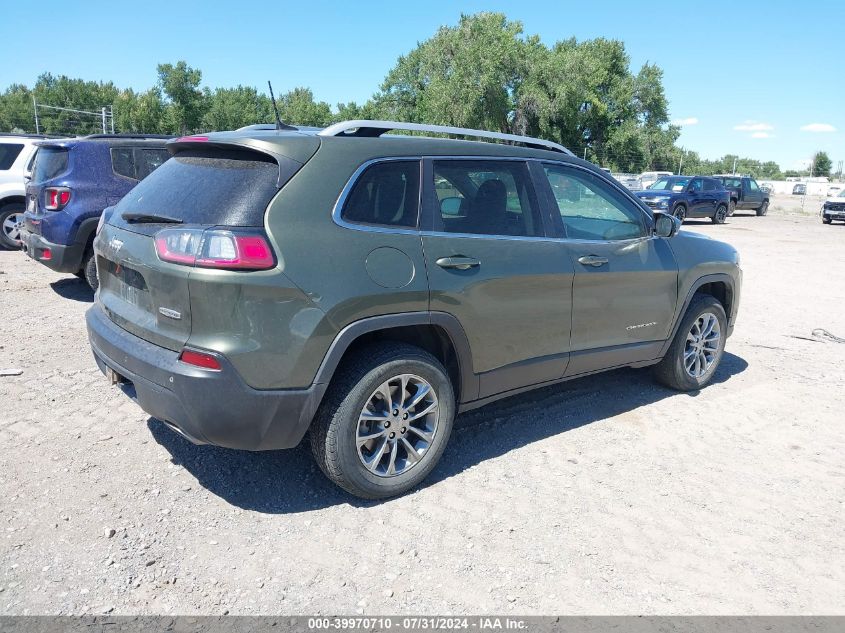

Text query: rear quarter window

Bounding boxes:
[32,147,68,182]
[0,143,24,170]
[112,148,281,229]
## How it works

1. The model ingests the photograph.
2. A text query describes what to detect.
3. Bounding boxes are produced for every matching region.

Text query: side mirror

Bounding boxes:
[439,196,463,216]
[654,212,681,238]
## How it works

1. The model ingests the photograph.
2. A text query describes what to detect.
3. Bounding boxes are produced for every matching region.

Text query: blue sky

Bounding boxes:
[3,0,843,170]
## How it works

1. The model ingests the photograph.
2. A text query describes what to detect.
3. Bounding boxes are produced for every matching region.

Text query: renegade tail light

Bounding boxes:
[154,228,275,270]
[178,349,222,370]
[45,187,71,211]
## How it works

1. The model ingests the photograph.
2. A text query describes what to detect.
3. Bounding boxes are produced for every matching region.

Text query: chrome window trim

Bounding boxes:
[331,155,654,242]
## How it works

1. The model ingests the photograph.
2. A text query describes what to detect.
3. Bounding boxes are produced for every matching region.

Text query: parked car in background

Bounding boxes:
[20,134,171,290]
[759,182,774,194]
[0,134,52,250]
[792,183,807,195]
[636,175,731,223]
[613,173,643,191]
[86,120,741,499]
[639,170,673,189]
[713,175,769,216]
[827,185,842,198]
[822,189,845,224]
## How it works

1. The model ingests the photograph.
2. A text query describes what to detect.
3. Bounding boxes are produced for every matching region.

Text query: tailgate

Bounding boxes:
[96,224,192,351]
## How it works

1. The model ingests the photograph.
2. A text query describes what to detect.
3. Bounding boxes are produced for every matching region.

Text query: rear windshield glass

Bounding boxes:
[112,149,280,228]
[33,147,68,181]
[0,143,24,170]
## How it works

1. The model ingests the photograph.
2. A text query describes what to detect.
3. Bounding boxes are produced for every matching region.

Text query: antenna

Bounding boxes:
[267,81,296,131]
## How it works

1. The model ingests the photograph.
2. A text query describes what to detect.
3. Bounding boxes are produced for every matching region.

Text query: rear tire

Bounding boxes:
[756,201,769,216]
[728,200,736,217]
[310,342,455,499]
[712,204,728,224]
[82,251,98,291]
[654,294,727,392]
[0,205,25,250]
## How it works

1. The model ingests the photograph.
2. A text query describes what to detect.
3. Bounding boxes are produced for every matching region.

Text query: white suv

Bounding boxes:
[0,135,48,249]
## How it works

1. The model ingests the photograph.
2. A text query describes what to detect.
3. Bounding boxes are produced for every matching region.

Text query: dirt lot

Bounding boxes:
[1,196,843,615]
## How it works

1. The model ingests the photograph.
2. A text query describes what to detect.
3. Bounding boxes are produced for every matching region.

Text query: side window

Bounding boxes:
[543,164,647,241]
[135,149,169,180]
[341,160,420,228]
[748,179,760,192]
[111,147,137,180]
[0,143,24,170]
[703,179,716,191]
[431,160,542,237]
[689,178,703,193]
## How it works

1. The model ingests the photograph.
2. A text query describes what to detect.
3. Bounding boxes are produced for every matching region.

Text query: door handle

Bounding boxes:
[436,256,481,270]
[577,255,608,267]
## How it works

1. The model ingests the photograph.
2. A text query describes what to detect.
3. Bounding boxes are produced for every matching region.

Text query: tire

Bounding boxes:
[0,205,25,250]
[310,342,455,499]
[756,201,768,217]
[822,215,832,225]
[672,204,687,223]
[82,251,98,291]
[711,204,728,224]
[728,200,736,217]
[654,294,727,392]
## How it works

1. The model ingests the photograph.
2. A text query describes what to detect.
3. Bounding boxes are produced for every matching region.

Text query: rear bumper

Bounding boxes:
[85,303,322,451]
[20,227,85,273]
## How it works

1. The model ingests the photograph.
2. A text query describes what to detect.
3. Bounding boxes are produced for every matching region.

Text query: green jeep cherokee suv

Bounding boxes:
[86,120,742,499]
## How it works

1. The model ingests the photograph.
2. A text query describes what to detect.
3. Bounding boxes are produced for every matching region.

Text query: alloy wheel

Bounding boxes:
[2,212,23,245]
[356,373,440,477]
[684,312,721,378]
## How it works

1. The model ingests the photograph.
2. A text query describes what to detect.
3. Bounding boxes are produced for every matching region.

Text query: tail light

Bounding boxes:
[45,187,71,211]
[178,349,222,370]
[154,228,275,270]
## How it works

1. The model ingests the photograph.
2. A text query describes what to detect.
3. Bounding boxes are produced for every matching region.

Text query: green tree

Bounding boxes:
[157,61,205,134]
[114,88,165,133]
[277,87,332,126]
[203,86,272,131]
[811,151,832,178]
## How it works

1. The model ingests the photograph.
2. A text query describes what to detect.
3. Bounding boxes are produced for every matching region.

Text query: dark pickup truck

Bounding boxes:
[713,175,769,216]
[636,175,731,224]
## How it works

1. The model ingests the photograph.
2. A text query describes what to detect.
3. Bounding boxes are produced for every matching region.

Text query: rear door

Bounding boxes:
[96,146,285,351]
[538,163,678,375]
[421,158,574,399]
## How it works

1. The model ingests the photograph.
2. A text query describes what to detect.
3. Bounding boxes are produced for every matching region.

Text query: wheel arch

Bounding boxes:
[0,195,26,210]
[311,312,477,406]
[660,274,736,357]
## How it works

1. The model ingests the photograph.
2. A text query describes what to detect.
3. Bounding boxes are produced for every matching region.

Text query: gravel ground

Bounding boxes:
[0,199,843,615]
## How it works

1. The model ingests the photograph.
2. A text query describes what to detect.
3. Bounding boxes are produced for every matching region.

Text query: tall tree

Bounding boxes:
[811,151,832,178]
[157,61,205,134]
[203,86,272,131]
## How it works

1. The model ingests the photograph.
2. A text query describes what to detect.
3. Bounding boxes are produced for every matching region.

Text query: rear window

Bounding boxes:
[111,147,170,180]
[0,143,24,170]
[33,147,69,182]
[112,148,280,228]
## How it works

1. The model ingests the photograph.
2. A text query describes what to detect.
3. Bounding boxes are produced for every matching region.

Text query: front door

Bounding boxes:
[743,179,764,209]
[539,163,679,376]
[687,177,708,217]
[422,158,574,400]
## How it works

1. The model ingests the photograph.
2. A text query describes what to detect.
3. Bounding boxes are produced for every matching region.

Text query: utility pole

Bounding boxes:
[732,157,737,175]
[101,107,107,134]
[677,147,684,175]
[109,105,115,134]
[583,147,587,160]
[33,96,40,134]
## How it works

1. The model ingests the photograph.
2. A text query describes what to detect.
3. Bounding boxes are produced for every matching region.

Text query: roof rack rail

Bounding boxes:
[318,120,574,156]
[80,133,175,140]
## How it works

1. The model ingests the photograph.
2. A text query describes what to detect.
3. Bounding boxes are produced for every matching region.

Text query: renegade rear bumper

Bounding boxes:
[85,303,322,451]
[20,228,85,274]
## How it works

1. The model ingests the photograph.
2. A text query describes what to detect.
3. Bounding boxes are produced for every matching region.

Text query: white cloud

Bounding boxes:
[751,132,774,139]
[734,120,774,132]
[672,117,699,126]
[800,123,836,133]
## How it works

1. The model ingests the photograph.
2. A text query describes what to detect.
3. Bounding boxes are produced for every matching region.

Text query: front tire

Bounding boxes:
[712,204,728,224]
[756,201,769,216]
[822,215,832,225]
[0,205,25,250]
[310,343,455,499]
[82,251,98,291]
[654,294,727,392]
[673,204,687,223]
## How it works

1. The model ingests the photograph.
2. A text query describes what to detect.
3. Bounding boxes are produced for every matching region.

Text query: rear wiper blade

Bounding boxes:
[121,212,183,224]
